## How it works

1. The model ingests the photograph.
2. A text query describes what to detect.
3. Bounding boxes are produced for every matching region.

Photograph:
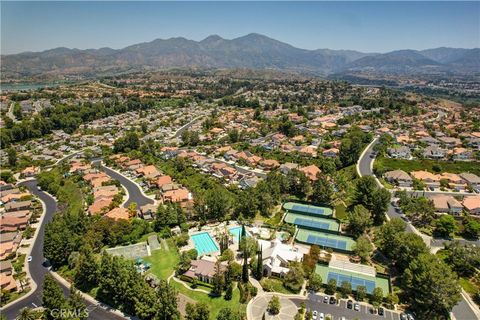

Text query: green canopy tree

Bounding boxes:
[311,175,334,204]
[348,205,373,238]
[353,235,373,263]
[434,215,457,238]
[42,274,67,320]
[404,254,461,318]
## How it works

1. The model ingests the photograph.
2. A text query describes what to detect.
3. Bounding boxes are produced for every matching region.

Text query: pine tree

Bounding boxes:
[256,246,263,280]
[42,275,66,320]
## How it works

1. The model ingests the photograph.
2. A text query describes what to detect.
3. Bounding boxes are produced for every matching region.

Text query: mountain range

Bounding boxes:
[1,33,479,80]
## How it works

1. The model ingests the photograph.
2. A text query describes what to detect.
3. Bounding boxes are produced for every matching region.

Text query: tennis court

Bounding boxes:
[296,229,355,252]
[283,202,333,217]
[284,212,340,232]
[315,264,390,296]
[106,242,150,259]
[328,271,376,293]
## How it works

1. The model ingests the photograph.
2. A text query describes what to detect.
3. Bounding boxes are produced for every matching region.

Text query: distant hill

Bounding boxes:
[1,33,478,80]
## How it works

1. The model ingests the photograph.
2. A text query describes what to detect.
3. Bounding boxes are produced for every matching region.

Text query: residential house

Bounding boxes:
[463,196,480,215]
[105,207,130,221]
[299,165,321,182]
[388,146,411,159]
[139,204,157,220]
[460,173,480,192]
[20,166,39,178]
[259,159,280,170]
[384,170,413,188]
[279,163,299,175]
[410,171,441,189]
[430,195,463,215]
[423,146,446,159]
[322,148,339,158]
[4,201,31,212]
[450,148,472,161]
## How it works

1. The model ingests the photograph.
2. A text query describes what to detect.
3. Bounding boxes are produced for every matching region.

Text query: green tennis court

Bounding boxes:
[315,264,390,296]
[284,212,339,232]
[283,202,333,217]
[296,229,355,252]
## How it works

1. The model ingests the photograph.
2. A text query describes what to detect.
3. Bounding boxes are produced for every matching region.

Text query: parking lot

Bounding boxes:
[292,293,402,320]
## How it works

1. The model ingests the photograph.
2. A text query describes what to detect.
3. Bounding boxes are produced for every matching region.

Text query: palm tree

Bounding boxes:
[16,307,37,320]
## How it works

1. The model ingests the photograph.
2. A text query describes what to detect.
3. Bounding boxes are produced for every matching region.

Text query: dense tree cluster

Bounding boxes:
[0,96,157,148]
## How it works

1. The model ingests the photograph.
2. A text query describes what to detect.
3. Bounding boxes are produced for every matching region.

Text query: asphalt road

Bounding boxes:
[293,293,400,320]
[357,139,480,320]
[93,161,154,208]
[1,180,125,320]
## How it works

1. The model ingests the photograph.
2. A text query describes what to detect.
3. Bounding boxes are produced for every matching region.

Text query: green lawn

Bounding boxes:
[375,157,480,176]
[260,277,299,294]
[459,277,479,296]
[334,203,348,221]
[171,281,246,320]
[144,238,180,280]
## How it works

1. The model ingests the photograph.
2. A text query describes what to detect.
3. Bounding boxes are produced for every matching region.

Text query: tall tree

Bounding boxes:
[311,175,333,204]
[348,205,373,238]
[156,280,180,320]
[353,235,373,263]
[74,244,99,291]
[7,147,17,167]
[42,275,67,320]
[404,254,461,318]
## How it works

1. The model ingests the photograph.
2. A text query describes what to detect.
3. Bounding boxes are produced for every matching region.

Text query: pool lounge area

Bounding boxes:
[191,232,219,255]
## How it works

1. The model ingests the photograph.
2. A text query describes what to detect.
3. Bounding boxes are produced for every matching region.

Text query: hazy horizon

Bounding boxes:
[2,1,479,55]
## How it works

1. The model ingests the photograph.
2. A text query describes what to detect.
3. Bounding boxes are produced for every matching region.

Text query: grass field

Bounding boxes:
[171,281,246,319]
[375,157,480,176]
[260,277,299,294]
[334,203,348,221]
[144,238,179,280]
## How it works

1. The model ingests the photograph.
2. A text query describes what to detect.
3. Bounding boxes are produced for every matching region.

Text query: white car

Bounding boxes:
[312,310,318,320]
[354,303,360,311]
[27,256,32,262]
[319,312,325,320]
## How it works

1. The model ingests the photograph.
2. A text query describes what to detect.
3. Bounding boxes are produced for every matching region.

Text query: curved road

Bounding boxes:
[92,160,154,208]
[1,180,125,320]
[358,139,480,320]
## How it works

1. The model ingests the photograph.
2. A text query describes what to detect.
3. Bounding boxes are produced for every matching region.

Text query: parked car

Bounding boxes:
[319,313,324,320]
[27,256,32,262]
[400,314,408,320]
[329,296,336,304]
[378,307,385,316]
[323,296,329,303]
[407,314,415,320]
[347,300,353,309]
[312,310,318,320]
[354,302,360,311]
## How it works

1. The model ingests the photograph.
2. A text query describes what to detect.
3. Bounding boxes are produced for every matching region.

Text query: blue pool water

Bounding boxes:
[229,226,249,242]
[191,232,219,255]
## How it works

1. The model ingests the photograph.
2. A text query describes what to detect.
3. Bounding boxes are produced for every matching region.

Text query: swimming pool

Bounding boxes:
[229,226,249,242]
[191,232,219,255]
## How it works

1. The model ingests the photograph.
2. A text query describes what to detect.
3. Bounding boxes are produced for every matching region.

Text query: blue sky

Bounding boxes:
[1,1,479,54]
